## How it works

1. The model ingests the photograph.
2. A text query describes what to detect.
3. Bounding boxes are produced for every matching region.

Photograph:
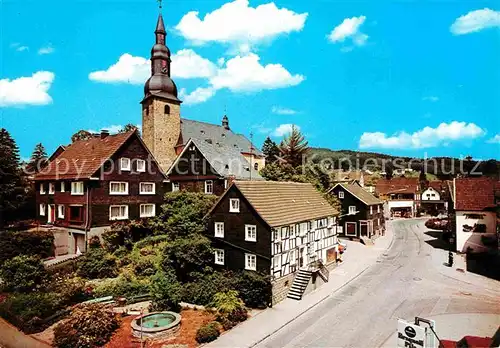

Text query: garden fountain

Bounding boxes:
[131,312,182,339]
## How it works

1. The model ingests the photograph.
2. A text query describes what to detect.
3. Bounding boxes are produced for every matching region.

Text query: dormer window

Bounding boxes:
[136,159,146,172]
[120,158,131,171]
[164,105,170,115]
[338,191,344,199]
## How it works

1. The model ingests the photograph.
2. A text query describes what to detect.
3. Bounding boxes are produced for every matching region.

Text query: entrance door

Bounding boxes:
[299,247,306,268]
[48,204,55,223]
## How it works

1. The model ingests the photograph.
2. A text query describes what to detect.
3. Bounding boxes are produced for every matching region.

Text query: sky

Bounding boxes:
[1,0,499,161]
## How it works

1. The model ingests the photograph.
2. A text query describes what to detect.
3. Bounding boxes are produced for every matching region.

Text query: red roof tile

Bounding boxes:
[375,177,419,195]
[34,131,135,180]
[454,177,498,211]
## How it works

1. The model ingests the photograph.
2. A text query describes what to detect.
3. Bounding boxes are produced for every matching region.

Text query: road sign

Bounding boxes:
[398,319,426,348]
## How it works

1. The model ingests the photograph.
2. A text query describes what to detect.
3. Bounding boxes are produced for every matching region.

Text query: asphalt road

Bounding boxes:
[256,219,500,348]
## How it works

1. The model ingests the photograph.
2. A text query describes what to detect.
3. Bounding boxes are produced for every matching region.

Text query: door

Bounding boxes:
[299,247,306,268]
[48,204,55,223]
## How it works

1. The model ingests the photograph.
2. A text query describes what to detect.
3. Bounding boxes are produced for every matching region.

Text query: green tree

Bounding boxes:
[278,125,309,168]
[71,129,92,143]
[0,128,24,229]
[120,123,140,136]
[259,162,297,182]
[261,136,280,163]
[150,270,182,312]
[26,143,48,174]
[0,255,48,293]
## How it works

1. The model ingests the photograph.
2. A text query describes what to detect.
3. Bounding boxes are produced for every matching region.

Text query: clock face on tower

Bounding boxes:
[161,60,168,74]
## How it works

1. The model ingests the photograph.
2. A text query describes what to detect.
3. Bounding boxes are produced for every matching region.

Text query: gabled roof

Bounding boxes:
[454,177,499,211]
[217,181,338,228]
[167,138,263,180]
[35,131,140,180]
[180,118,264,156]
[375,177,419,195]
[328,182,383,206]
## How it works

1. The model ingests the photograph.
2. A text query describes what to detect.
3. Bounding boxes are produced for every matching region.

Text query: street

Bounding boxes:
[256,219,500,347]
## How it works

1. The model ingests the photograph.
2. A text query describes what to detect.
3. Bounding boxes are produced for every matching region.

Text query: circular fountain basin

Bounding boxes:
[131,312,181,339]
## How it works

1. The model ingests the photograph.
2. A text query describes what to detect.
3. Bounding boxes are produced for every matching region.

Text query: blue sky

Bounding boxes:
[1,0,499,160]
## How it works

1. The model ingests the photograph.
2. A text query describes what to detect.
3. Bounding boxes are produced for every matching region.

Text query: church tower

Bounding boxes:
[141,12,181,173]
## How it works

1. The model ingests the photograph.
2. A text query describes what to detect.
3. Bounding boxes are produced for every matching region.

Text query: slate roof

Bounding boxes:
[172,138,262,180]
[232,181,338,227]
[180,118,264,156]
[34,131,136,180]
[329,182,383,206]
[375,177,419,195]
[454,177,499,211]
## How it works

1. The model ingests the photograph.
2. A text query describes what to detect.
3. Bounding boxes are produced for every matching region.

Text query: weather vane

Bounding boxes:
[157,0,162,10]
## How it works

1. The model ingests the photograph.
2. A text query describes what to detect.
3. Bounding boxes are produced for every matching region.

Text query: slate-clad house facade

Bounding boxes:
[206,181,339,303]
[34,130,167,254]
[328,182,384,239]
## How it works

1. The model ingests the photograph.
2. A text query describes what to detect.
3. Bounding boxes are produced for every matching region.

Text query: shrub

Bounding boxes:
[101,220,153,252]
[134,258,157,277]
[0,292,63,333]
[149,270,182,312]
[233,271,272,309]
[195,321,221,343]
[77,248,118,279]
[92,273,151,299]
[53,304,120,348]
[180,271,234,306]
[0,230,54,264]
[211,290,245,317]
[88,235,101,249]
[47,275,89,305]
[0,255,48,292]
[133,234,169,250]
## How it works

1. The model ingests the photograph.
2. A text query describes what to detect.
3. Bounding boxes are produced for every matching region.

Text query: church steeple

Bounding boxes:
[142,12,179,103]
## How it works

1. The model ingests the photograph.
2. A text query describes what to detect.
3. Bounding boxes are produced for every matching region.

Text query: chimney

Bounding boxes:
[100,129,110,139]
[222,115,230,130]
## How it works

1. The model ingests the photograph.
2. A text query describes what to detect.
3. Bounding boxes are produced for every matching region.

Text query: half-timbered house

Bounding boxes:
[205,181,339,304]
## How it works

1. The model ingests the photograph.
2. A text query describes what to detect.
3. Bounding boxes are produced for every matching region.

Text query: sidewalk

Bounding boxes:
[207,223,395,348]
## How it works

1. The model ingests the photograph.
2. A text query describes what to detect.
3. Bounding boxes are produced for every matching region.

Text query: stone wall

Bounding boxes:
[271,272,296,305]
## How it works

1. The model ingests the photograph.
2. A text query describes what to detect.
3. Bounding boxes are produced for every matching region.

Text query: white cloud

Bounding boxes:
[89,54,150,84]
[38,45,55,55]
[450,8,500,35]
[179,87,217,105]
[328,16,368,46]
[11,43,29,52]
[359,121,485,149]
[0,71,55,107]
[487,134,500,144]
[423,96,439,102]
[175,0,307,46]
[272,106,297,115]
[272,124,299,137]
[88,124,141,134]
[210,53,304,92]
[89,50,217,84]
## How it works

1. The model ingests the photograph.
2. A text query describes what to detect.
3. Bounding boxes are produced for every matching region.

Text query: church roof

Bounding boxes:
[180,118,264,156]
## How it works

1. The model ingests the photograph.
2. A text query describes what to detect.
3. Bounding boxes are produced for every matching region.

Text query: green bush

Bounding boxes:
[0,230,54,264]
[0,292,64,333]
[180,271,234,306]
[233,271,272,309]
[77,248,118,279]
[53,304,120,348]
[133,234,169,250]
[195,321,221,344]
[149,270,182,312]
[133,258,157,277]
[0,255,48,292]
[47,275,89,305]
[92,273,151,299]
[101,220,153,252]
[211,290,248,329]
[88,235,101,249]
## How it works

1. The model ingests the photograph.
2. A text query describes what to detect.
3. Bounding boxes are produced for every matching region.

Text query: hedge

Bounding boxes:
[0,230,54,264]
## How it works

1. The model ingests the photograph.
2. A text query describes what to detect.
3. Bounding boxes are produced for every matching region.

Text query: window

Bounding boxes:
[229,198,240,213]
[110,182,129,195]
[245,225,257,242]
[139,182,155,195]
[338,191,344,199]
[254,163,259,171]
[377,218,380,226]
[172,182,180,192]
[205,180,213,194]
[120,158,131,171]
[40,184,46,195]
[60,182,65,192]
[71,182,84,195]
[290,250,296,265]
[164,105,170,115]
[349,206,356,215]
[109,205,128,220]
[214,249,224,265]
[136,159,146,172]
[69,205,84,223]
[317,218,328,228]
[39,203,46,216]
[58,205,65,219]
[245,253,257,271]
[214,222,224,238]
[49,183,55,194]
[370,206,373,215]
[272,229,279,242]
[140,204,155,218]
[377,205,380,213]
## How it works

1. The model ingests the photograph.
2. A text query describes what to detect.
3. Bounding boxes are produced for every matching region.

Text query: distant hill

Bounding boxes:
[308,148,500,180]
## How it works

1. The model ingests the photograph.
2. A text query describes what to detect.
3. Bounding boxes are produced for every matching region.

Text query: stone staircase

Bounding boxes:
[287,269,312,301]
